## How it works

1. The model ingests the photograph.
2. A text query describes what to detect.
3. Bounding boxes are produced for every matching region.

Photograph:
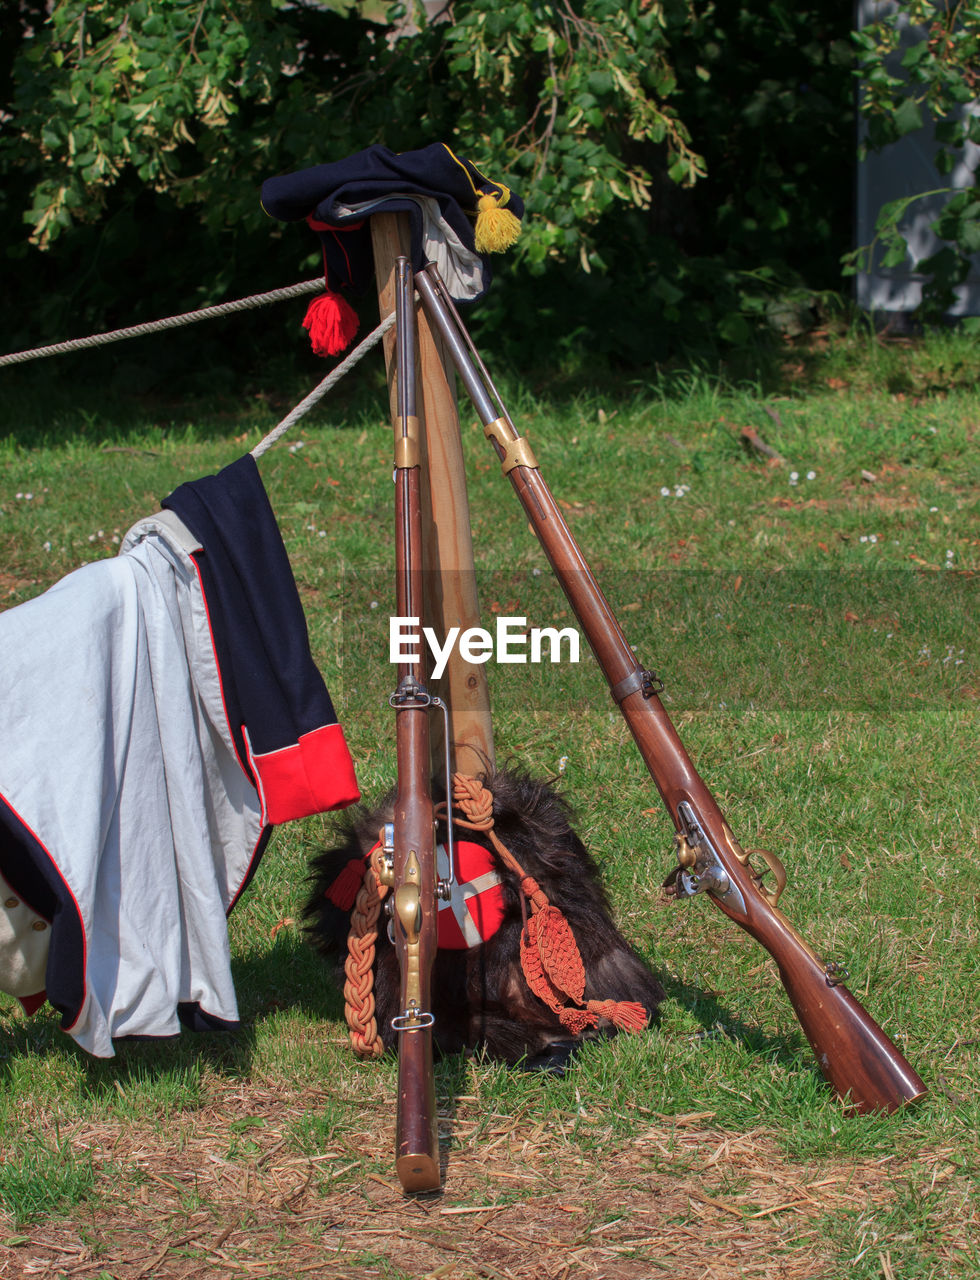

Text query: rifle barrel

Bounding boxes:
[392,259,440,1190]
[415,264,926,1114]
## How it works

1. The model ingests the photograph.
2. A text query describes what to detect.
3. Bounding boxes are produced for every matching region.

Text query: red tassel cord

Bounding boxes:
[444,774,651,1037]
[324,857,370,911]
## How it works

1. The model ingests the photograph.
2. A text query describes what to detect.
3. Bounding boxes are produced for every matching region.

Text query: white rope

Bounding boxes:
[0,278,324,367]
[0,268,395,457]
[250,312,396,458]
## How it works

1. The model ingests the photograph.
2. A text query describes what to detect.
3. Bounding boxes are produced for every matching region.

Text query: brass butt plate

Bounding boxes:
[396,1153,441,1193]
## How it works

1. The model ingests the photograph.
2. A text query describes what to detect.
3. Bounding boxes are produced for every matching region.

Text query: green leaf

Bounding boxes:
[653,277,685,306]
[934,148,955,176]
[934,119,964,147]
[900,39,929,72]
[893,96,923,137]
[718,311,751,344]
[229,1116,266,1133]
[880,240,908,269]
[955,219,980,255]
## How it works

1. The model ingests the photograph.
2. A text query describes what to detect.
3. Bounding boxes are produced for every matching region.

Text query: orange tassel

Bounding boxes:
[447,773,650,1038]
[519,903,650,1035]
[520,923,596,1033]
[586,999,650,1033]
[302,290,360,357]
[533,904,586,1001]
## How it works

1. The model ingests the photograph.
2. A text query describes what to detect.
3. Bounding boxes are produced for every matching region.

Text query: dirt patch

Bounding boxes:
[0,570,37,599]
[0,1085,971,1280]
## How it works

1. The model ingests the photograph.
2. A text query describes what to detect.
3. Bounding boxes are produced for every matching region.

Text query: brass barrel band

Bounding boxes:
[394,415,420,468]
[484,417,538,474]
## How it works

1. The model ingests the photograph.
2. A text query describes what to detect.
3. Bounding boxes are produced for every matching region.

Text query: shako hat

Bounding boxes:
[261,142,524,357]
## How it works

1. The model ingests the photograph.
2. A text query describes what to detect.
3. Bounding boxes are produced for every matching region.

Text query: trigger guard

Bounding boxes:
[749,847,787,907]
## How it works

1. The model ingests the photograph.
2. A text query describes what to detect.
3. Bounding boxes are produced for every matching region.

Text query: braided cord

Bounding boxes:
[344,850,390,1059]
[445,772,650,1035]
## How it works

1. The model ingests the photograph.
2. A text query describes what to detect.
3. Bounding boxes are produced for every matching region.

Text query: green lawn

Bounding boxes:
[0,326,977,1278]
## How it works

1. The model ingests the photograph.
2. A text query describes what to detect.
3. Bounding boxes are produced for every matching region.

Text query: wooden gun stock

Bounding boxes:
[415,265,927,1114]
[389,259,440,1191]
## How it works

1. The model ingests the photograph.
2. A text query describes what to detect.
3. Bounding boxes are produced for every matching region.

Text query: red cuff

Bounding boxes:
[247,723,360,826]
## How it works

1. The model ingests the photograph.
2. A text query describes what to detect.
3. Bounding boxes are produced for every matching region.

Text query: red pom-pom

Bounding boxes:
[302,290,360,357]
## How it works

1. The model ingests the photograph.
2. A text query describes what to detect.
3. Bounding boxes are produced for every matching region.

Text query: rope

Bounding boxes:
[0,279,326,368]
[0,267,396,455]
[444,774,650,1036]
[344,846,390,1059]
[250,312,395,458]
[436,776,550,912]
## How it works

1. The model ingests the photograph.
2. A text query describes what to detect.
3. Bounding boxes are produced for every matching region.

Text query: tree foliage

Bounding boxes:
[7,0,369,248]
[851,1,980,316]
[1,0,732,367]
[5,0,702,258]
[8,2,973,373]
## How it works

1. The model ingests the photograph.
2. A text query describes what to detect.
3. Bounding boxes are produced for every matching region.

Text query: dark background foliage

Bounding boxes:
[480,0,857,369]
[0,1,971,386]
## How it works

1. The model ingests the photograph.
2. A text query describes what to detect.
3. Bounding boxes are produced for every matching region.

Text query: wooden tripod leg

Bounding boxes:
[371,213,495,778]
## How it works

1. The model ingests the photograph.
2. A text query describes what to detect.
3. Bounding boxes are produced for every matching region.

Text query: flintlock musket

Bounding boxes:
[378,258,441,1191]
[414,263,927,1115]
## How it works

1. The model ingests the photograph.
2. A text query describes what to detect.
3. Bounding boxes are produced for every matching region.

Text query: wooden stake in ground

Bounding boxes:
[371,212,495,778]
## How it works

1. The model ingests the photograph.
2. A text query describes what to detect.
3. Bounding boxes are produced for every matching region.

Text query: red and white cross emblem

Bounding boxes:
[436,840,506,950]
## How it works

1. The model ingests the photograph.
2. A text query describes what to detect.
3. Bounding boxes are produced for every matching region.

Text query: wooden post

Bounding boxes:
[371,212,495,778]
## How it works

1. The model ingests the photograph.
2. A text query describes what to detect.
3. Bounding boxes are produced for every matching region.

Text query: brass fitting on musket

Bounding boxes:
[394,415,420,469]
[745,846,787,908]
[391,850,434,1031]
[676,832,697,870]
[394,849,423,945]
[484,417,538,474]
[375,822,396,887]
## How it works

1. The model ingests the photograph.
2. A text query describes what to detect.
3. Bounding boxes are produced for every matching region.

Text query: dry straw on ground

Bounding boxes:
[0,1081,972,1280]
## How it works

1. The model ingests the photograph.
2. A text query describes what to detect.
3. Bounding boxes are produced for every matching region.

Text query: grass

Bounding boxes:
[0,321,977,1277]
[0,1134,99,1227]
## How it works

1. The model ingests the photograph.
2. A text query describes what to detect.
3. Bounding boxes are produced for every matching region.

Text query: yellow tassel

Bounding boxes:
[474,193,522,254]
